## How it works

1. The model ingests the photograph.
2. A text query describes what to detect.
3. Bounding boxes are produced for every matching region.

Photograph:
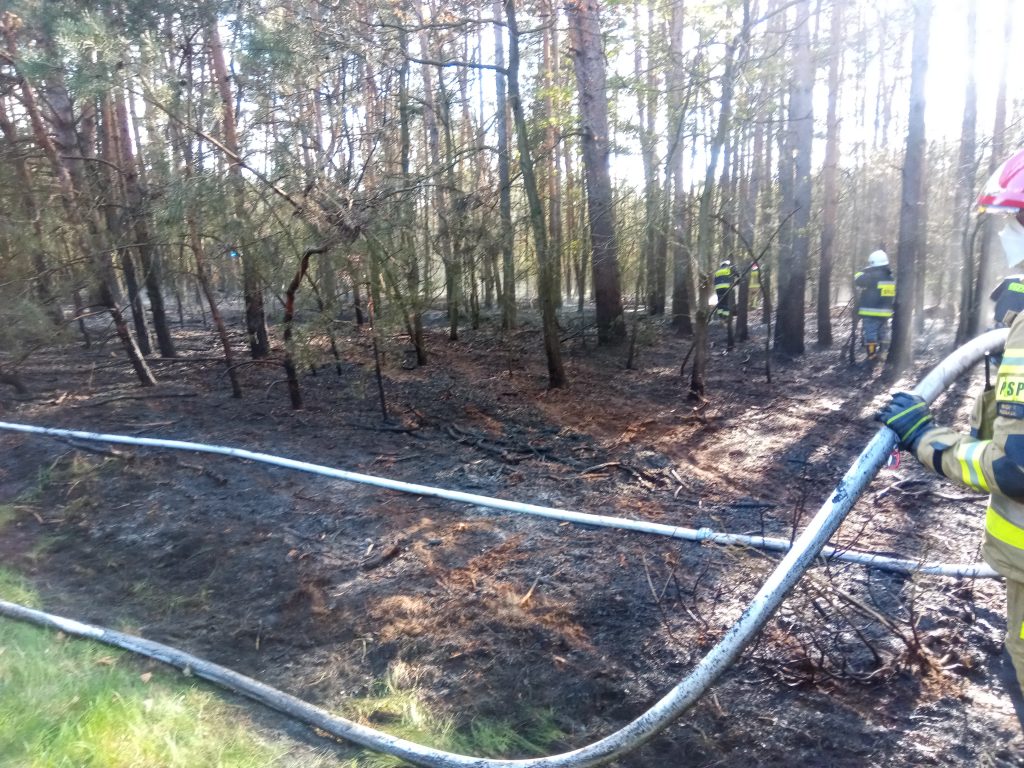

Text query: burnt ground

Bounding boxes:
[1,304,1023,766]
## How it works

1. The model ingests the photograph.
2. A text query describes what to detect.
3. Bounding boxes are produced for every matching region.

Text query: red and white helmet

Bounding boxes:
[977,148,1024,214]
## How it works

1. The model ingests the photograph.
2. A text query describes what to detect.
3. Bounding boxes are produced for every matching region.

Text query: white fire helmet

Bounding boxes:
[868,250,889,268]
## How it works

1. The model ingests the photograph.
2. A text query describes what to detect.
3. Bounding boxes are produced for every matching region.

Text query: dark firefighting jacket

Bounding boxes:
[714,265,735,295]
[854,265,896,318]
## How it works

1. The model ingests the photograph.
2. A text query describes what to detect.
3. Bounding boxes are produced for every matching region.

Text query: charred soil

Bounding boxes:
[1,308,1022,766]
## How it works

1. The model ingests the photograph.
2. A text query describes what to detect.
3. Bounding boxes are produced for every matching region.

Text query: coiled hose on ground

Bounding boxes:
[0,327,1007,767]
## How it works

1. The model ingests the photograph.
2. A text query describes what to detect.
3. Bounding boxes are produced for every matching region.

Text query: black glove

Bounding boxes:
[877,392,934,452]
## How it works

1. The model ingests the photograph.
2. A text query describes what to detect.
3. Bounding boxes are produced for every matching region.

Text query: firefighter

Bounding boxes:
[714,259,737,319]
[877,147,1024,697]
[749,261,762,309]
[854,249,896,361]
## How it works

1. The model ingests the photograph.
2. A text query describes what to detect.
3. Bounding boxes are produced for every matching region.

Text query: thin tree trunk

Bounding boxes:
[400,28,426,364]
[953,2,978,344]
[543,0,563,308]
[101,93,152,357]
[493,0,517,330]
[283,245,332,409]
[690,41,735,399]
[667,0,693,335]
[114,84,176,357]
[189,217,243,398]
[817,0,843,348]
[208,22,270,359]
[637,0,662,316]
[972,0,1012,333]
[506,0,566,387]
[888,0,932,373]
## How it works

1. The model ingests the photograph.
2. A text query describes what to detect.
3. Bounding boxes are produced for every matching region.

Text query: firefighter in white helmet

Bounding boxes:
[878,148,1024,697]
[854,249,896,361]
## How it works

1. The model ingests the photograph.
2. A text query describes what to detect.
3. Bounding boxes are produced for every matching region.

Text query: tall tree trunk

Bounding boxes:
[100,93,152,357]
[817,0,843,348]
[888,0,932,373]
[775,0,813,357]
[400,27,426,364]
[542,0,563,308]
[667,0,693,335]
[740,114,765,340]
[418,36,460,341]
[915,189,929,334]
[565,140,586,311]
[972,0,1012,333]
[506,0,566,387]
[690,41,735,399]
[637,0,663,316]
[953,1,979,344]
[188,216,243,399]
[439,74,465,342]
[566,0,625,343]
[492,0,517,330]
[114,84,176,357]
[208,22,270,359]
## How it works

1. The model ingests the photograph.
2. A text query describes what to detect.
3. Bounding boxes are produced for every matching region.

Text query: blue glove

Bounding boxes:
[877,392,934,452]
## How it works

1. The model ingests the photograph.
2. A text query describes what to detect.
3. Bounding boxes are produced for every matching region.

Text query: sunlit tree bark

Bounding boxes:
[888,0,932,373]
[566,0,625,343]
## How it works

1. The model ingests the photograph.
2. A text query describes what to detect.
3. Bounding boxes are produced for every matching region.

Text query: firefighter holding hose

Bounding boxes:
[879,148,1024,698]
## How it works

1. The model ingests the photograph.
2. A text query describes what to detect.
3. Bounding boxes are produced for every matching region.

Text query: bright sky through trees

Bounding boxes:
[607,0,1022,190]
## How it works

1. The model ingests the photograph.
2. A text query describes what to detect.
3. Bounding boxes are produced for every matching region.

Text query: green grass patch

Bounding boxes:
[338,662,566,767]
[0,504,16,531]
[0,573,566,768]
[0,570,328,768]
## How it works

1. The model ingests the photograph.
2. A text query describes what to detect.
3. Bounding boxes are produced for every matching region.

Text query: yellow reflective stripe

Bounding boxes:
[858,309,894,317]
[987,507,1024,551]
[999,352,1024,375]
[956,441,990,492]
[885,402,925,424]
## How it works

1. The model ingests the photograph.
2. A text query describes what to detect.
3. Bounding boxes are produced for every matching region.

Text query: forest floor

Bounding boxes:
[1,303,1024,766]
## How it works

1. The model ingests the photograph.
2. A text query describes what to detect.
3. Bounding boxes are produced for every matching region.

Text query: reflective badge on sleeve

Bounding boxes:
[879,282,896,297]
[998,376,1024,403]
[996,374,1024,417]
[998,402,1024,419]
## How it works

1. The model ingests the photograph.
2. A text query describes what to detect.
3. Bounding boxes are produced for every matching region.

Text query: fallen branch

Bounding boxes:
[76,392,198,407]
[344,422,421,434]
[360,542,402,571]
[581,461,621,474]
[62,439,132,460]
